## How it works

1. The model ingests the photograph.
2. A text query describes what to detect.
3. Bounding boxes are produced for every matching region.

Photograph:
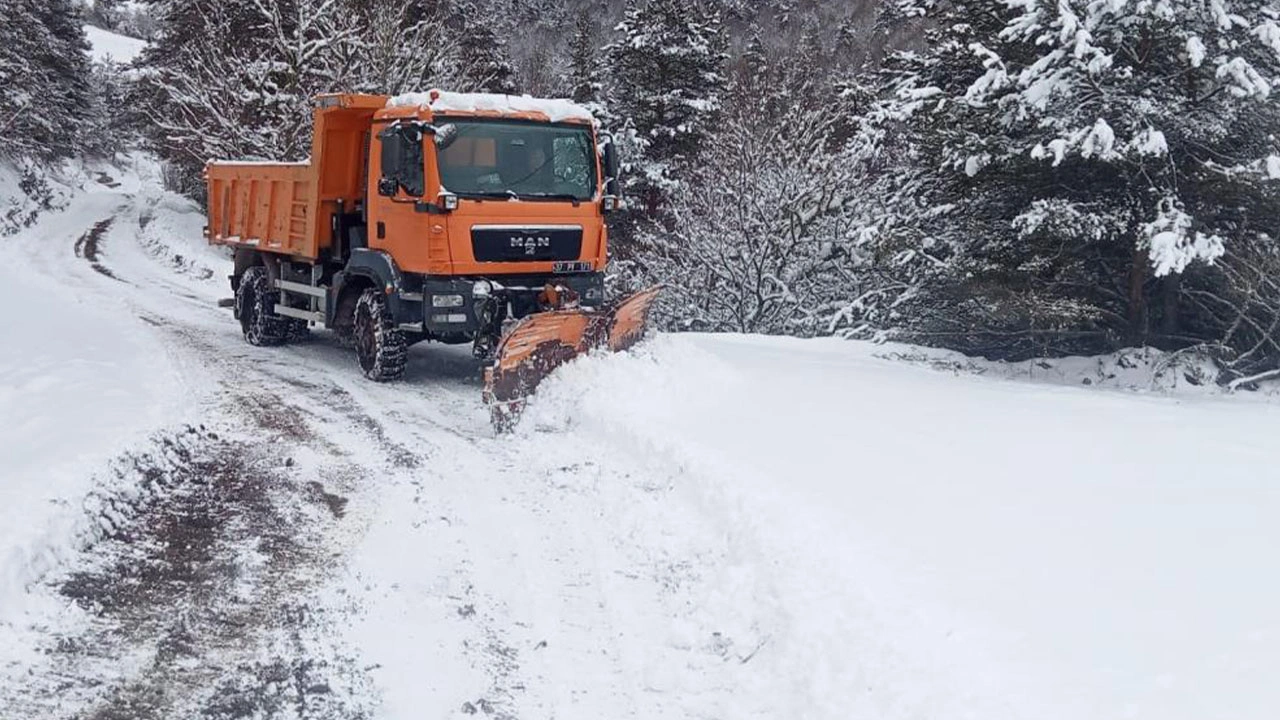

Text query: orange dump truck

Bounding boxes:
[206,91,659,424]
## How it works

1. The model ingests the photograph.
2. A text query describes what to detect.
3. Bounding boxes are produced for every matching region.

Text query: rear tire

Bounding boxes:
[285,317,310,343]
[236,266,287,347]
[353,289,406,381]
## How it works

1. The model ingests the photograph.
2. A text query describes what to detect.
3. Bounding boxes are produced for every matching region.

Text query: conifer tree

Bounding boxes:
[0,0,92,159]
[607,0,727,166]
[566,10,602,106]
[453,1,518,94]
[866,0,1280,359]
[605,0,727,222]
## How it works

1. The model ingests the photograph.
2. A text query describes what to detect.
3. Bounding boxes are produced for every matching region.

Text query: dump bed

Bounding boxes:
[206,161,320,259]
[206,94,388,261]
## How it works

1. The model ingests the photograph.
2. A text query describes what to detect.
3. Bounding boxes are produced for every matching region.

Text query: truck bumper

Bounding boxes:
[415,273,605,338]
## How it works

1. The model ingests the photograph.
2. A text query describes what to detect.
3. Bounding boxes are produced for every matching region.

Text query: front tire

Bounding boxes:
[353,289,406,381]
[236,266,287,347]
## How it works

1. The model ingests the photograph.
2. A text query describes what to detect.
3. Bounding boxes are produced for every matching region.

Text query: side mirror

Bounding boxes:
[433,123,458,151]
[601,135,621,191]
[377,123,426,198]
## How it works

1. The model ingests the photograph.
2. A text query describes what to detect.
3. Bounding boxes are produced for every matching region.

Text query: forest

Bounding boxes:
[5,0,1280,380]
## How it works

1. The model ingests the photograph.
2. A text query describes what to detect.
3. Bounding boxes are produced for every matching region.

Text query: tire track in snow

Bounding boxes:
[72,216,127,282]
[0,406,378,719]
[0,201,395,718]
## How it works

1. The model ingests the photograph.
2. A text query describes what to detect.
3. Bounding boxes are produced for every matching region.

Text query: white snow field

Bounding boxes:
[521,336,1280,719]
[83,24,147,65]
[1,162,1277,719]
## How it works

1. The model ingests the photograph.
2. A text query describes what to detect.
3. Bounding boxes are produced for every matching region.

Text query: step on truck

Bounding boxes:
[205,91,661,428]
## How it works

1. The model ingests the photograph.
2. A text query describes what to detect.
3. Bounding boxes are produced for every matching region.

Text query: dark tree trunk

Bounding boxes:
[1160,271,1182,347]
[1128,246,1149,345]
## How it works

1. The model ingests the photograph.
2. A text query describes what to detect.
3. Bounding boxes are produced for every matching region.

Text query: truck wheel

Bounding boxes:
[236,266,287,347]
[285,317,310,343]
[353,289,406,381]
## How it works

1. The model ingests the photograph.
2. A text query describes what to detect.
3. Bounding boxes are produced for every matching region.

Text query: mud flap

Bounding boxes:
[483,286,663,431]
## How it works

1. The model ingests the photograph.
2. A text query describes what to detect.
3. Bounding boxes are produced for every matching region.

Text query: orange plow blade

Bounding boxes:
[483,286,663,431]
[607,285,664,353]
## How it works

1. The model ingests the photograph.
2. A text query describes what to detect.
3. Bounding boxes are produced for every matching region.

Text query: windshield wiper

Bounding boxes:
[520,193,585,205]
[458,190,584,204]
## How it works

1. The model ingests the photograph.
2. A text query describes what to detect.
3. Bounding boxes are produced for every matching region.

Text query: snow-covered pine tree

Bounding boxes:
[31,0,93,158]
[607,0,726,168]
[0,1,46,158]
[566,9,603,106]
[136,0,259,67]
[0,0,93,159]
[605,0,727,222]
[132,0,262,169]
[451,1,519,94]
[728,26,771,110]
[81,60,132,159]
[865,0,1280,361]
[0,0,93,231]
[88,0,122,30]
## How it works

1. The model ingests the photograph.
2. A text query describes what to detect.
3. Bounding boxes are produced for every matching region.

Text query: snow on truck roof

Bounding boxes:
[387,90,596,124]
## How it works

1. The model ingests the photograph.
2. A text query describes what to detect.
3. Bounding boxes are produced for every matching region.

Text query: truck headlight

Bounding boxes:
[432,294,465,308]
[440,193,459,211]
[473,280,493,298]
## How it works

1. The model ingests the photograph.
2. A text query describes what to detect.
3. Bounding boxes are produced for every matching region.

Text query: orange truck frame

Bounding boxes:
[205,91,645,397]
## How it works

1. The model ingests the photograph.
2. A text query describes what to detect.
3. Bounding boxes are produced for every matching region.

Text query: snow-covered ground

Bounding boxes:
[83,24,147,65]
[1,163,1277,719]
[0,158,200,611]
[523,336,1280,719]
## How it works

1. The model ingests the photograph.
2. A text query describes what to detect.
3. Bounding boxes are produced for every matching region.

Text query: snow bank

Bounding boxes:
[0,177,185,619]
[0,161,77,236]
[872,343,1238,395]
[522,334,1280,720]
[388,90,595,123]
[83,24,147,65]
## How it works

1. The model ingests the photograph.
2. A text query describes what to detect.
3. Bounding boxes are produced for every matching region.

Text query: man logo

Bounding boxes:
[510,235,552,255]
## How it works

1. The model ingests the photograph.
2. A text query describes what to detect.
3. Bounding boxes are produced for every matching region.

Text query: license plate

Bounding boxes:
[553,261,593,274]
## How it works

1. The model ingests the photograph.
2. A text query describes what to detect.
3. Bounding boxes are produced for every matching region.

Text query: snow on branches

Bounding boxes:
[853,0,1280,358]
[1143,199,1226,277]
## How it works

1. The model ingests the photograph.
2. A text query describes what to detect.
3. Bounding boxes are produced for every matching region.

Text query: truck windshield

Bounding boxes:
[435,120,598,201]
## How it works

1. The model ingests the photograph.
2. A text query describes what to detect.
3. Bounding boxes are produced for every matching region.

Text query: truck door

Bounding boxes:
[367,121,448,275]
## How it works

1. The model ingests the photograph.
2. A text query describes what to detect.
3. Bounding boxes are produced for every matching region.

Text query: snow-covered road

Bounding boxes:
[528,335,1280,719]
[2,166,1277,719]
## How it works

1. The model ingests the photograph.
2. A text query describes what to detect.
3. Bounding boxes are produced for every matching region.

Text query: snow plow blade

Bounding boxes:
[484,286,663,431]
[606,286,663,353]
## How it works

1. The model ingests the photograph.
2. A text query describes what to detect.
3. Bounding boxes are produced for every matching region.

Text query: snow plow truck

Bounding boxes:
[204,91,660,428]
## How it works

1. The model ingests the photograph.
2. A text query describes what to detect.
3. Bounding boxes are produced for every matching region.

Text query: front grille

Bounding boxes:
[472,225,583,262]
